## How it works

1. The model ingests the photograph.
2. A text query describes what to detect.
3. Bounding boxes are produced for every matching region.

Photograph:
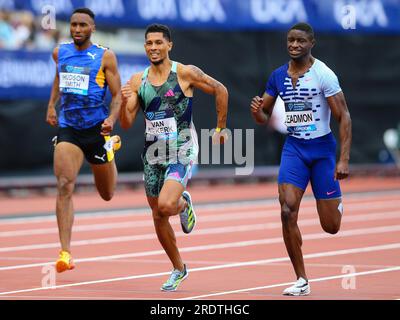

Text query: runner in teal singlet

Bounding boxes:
[120,24,229,291]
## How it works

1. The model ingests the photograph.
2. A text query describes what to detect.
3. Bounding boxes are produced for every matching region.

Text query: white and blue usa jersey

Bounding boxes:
[266,59,341,139]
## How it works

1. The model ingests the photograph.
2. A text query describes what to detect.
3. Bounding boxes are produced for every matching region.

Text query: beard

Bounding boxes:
[73,39,82,46]
[151,58,164,66]
[71,34,90,47]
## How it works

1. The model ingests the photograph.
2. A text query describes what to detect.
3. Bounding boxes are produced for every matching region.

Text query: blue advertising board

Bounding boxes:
[0,50,148,99]
[1,0,399,33]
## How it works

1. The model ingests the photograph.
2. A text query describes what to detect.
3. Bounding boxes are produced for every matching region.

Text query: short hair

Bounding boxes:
[72,8,95,21]
[289,22,314,39]
[145,24,171,42]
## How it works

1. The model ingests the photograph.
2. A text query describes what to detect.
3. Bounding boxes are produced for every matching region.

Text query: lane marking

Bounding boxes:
[0,242,399,296]
[1,210,400,253]
[1,189,399,224]
[1,224,400,271]
[2,198,400,237]
[0,208,274,237]
[178,266,400,300]
[0,295,146,300]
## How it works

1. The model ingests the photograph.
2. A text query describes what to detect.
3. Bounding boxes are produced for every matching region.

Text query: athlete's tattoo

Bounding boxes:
[189,65,221,89]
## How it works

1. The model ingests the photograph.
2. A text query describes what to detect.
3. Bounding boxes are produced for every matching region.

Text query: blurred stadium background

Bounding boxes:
[0,0,399,192]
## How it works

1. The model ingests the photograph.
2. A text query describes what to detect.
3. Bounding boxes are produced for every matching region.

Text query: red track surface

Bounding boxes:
[0,176,399,300]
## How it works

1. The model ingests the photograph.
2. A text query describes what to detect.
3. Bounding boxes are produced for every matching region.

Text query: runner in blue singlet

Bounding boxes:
[46,8,122,273]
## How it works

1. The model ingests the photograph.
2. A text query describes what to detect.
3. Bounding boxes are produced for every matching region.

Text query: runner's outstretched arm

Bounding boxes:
[327,91,352,180]
[101,50,121,136]
[46,47,60,127]
[181,65,228,130]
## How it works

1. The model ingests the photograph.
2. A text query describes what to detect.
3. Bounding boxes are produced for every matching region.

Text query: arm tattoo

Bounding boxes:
[190,65,206,78]
[190,65,221,88]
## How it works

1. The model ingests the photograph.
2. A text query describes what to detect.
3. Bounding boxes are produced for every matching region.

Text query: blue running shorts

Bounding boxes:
[278,132,342,200]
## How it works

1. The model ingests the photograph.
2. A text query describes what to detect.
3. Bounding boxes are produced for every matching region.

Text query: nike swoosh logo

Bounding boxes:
[296,282,308,288]
[327,190,337,196]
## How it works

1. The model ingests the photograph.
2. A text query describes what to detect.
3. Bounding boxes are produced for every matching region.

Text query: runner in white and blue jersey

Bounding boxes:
[250,23,352,296]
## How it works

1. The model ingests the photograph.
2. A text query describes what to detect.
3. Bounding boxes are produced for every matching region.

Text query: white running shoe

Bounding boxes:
[283,277,310,296]
[161,264,189,292]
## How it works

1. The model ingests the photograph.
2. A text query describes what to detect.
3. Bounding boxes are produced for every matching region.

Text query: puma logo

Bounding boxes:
[94,154,106,162]
[51,136,58,147]
[87,52,97,60]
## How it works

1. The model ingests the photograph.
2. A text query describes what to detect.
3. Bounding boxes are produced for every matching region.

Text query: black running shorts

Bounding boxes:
[54,123,115,165]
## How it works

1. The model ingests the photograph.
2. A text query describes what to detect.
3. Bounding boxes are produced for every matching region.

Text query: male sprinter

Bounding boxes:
[120,24,228,291]
[250,23,352,296]
[46,8,122,272]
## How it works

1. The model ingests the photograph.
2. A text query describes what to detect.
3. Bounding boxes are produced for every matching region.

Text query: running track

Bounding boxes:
[0,176,399,300]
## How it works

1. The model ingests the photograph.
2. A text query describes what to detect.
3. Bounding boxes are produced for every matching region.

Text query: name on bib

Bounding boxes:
[59,65,90,95]
[285,101,316,132]
[145,111,178,140]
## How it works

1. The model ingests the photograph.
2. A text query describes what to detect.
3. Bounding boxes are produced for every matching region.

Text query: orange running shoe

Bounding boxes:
[55,250,75,273]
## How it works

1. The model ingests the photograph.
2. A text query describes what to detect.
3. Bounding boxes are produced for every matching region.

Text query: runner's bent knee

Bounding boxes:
[322,223,340,234]
[99,189,113,201]
[158,199,178,217]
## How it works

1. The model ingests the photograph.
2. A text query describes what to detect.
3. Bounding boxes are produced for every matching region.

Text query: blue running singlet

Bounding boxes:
[58,42,109,130]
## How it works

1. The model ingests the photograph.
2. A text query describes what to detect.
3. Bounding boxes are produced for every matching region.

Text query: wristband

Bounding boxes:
[215,127,225,133]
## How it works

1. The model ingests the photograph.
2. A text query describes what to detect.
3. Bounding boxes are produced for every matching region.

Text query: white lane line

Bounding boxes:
[0,207,273,237]
[0,256,54,261]
[0,201,400,238]
[0,242,399,296]
[2,209,400,253]
[2,197,400,237]
[1,224,400,271]
[0,295,147,300]
[343,190,400,199]
[0,199,278,224]
[178,266,400,300]
[2,189,399,224]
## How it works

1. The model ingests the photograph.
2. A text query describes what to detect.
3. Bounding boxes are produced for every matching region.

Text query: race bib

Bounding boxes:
[145,110,178,140]
[59,65,90,95]
[284,101,316,132]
